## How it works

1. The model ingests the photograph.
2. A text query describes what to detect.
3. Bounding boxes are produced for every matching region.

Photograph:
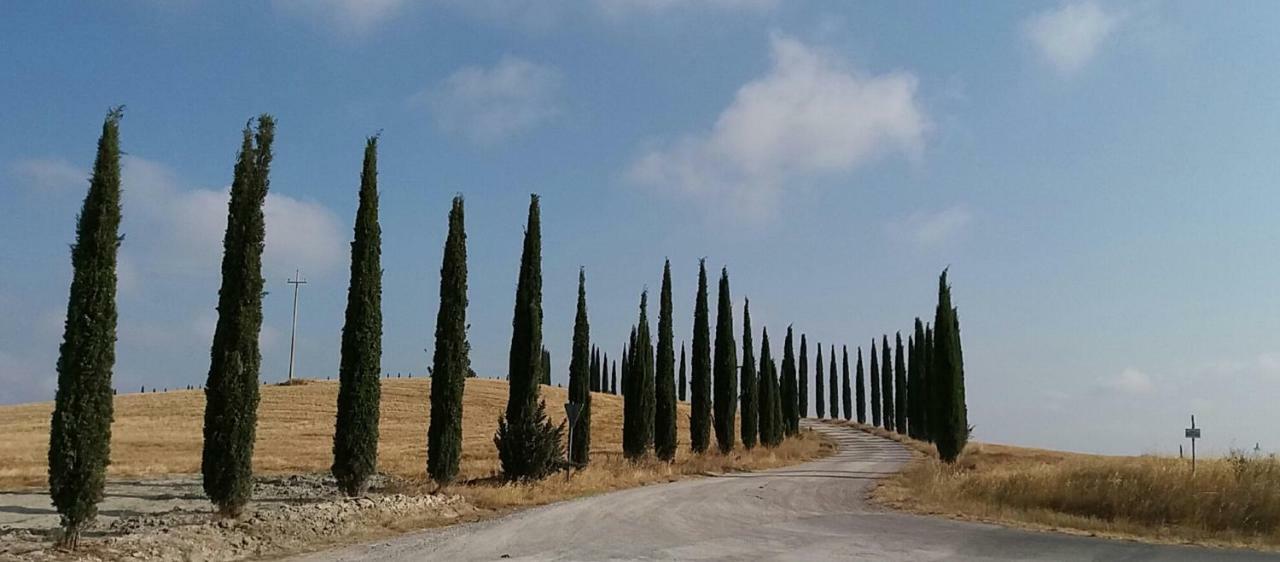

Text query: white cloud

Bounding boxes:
[888,205,972,248]
[627,35,927,219]
[1023,1,1123,75]
[273,0,410,35]
[594,0,776,17]
[1103,368,1155,395]
[418,56,563,145]
[9,157,84,193]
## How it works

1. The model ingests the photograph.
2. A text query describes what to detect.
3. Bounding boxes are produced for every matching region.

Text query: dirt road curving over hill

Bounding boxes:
[294,422,1278,561]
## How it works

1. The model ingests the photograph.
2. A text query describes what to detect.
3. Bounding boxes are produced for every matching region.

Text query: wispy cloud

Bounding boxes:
[8,157,84,193]
[594,0,776,18]
[273,0,410,35]
[1023,1,1124,75]
[1101,368,1155,395]
[628,34,927,219]
[416,56,563,145]
[887,205,972,248]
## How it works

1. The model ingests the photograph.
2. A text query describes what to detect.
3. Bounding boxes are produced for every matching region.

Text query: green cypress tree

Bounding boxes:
[712,268,738,453]
[757,329,780,447]
[589,347,597,393]
[780,326,798,436]
[814,344,825,419]
[567,268,591,466]
[932,269,969,462]
[828,344,838,422]
[494,195,564,481]
[855,347,866,424]
[654,261,678,461]
[624,292,655,459]
[739,299,758,450]
[690,260,713,453]
[869,339,881,427]
[908,318,926,440]
[611,359,618,395]
[202,115,274,517]
[881,335,895,431]
[678,343,687,402]
[798,335,808,418]
[622,338,630,397]
[334,136,385,496]
[894,332,907,434]
[541,347,552,386]
[923,323,934,443]
[48,108,123,547]
[841,346,852,421]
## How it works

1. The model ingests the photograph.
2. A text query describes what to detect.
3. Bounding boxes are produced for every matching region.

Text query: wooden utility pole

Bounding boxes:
[286,269,307,383]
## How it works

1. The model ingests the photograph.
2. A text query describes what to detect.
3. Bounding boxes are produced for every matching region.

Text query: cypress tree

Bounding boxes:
[881,335,894,431]
[923,323,934,443]
[494,194,565,481]
[894,332,907,434]
[202,115,274,517]
[828,344,838,422]
[870,339,881,427]
[798,335,808,418]
[855,347,866,424]
[908,318,926,440]
[48,108,123,547]
[841,346,852,421]
[334,136,385,496]
[690,260,712,453]
[567,268,591,466]
[589,347,597,393]
[932,269,969,462]
[678,343,687,402]
[814,344,824,419]
[780,326,798,436]
[541,347,551,386]
[712,268,738,453]
[624,292,655,459]
[611,360,617,395]
[739,299,757,450]
[757,329,781,447]
[654,261,678,461]
[622,337,631,397]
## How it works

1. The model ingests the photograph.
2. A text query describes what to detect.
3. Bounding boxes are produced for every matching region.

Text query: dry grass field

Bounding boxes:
[846,421,1280,550]
[0,378,831,511]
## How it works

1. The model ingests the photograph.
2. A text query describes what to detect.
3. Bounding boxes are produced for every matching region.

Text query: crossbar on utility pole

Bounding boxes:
[286,269,307,384]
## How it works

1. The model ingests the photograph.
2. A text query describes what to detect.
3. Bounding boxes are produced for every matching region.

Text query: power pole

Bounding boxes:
[286,269,307,384]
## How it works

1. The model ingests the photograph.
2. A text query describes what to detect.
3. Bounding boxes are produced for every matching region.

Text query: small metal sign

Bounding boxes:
[1185,428,1201,439]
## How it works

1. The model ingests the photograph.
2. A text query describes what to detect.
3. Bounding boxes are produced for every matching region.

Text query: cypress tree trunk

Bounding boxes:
[654,261,678,461]
[739,299,757,450]
[894,332,907,434]
[690,260,712,453]
[567,268,591,466]
[855,347,866,424]
[202,115,273,517]
[828,345,838,422]
[870,339,881,427]
[49,108,123,547]
[678,344,687,402]
[814,345,825,419]
[841,346,852,421]
[712,268,738,453]
[780,327,798,436]
[908,318,926,440]
[494,195,564,481]
[881,335,894,432]
[757,329,779,447]
[334,136,385,496]
[932,270,969,462]
[798,335,808,419]
[624,293,655,459]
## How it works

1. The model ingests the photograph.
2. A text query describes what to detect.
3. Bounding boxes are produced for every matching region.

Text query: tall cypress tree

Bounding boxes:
[541,347,551,386]
[828,344,838,421]
[923,323,934,442]
[654,261,678,461]
[932,269,969,462]
[622,338,630,397]
[841,346,852,421]
[334,136,385,496]
[739,299,758,449]
[757,329,780,447]
[494,195,564,481]
[881,335,894,432]
[712,268,738,453]
[567,268,592,466]
[894,332,907,434]
[690,260,712,453]
[202,115,273,517]
[908,318,926,440]
[814,344,825,419]
[611,359,617,395]
[780,327,798,436]
[855,347,866,424]
[869,339,881,427]
[798,335,808,418]
[589,348,597,393]
[678,344,687,402]
[624,292,655,459]
[48,108,123,547]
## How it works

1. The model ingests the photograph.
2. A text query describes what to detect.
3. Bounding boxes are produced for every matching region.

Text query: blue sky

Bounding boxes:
[3,1,1280,456]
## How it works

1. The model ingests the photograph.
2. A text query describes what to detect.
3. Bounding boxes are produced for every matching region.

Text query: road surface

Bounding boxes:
[294,422,1277,561]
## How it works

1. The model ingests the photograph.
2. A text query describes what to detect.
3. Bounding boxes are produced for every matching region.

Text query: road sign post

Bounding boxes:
[1185,415,1200,474]
[564,403,583,480]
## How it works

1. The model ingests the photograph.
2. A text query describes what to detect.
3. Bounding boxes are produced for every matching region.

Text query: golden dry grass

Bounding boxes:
[846,420,1280,550]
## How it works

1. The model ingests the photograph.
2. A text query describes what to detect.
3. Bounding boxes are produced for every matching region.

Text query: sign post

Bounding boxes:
[1184,415,1200,474]
[564,403,583,480]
